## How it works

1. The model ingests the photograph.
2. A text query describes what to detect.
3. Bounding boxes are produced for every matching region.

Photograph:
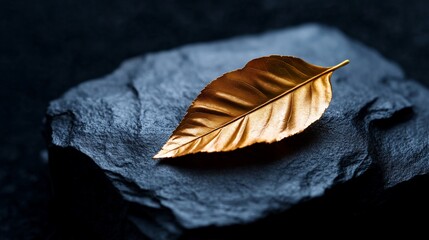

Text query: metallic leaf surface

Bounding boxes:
[154,56,349,158]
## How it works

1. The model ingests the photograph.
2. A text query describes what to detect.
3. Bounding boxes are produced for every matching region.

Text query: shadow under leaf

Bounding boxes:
[157,124,324,170]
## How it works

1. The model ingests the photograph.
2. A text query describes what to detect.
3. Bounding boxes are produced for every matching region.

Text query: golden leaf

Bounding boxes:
[154,56,349,159]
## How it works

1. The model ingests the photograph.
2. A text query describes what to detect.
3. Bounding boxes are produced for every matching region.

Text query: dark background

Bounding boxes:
[1,0,428,239]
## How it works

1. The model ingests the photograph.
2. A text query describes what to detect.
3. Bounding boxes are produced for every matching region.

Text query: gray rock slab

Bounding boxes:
[46,24,429,239]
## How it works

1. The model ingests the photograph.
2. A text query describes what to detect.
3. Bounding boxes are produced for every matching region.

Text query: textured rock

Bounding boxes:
[45,24,429,239]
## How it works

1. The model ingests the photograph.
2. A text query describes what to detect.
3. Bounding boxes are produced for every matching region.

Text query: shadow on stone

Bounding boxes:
[49,146,144,240]
[158,124,322,170]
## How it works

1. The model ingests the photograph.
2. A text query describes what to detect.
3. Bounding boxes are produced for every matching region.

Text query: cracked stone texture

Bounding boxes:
[45,24,429,239]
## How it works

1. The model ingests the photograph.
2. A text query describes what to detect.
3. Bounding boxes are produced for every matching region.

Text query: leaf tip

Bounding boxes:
[153,149,173,159]
[153,152,164,159]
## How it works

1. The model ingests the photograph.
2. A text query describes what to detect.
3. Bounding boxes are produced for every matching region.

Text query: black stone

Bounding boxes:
[45,24,429,239]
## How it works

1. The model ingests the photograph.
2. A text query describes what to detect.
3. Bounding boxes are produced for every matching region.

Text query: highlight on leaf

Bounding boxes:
[154,56,349,159]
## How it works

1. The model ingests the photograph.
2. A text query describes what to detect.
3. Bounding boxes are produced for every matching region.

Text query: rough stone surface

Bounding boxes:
[46,24,429,239]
